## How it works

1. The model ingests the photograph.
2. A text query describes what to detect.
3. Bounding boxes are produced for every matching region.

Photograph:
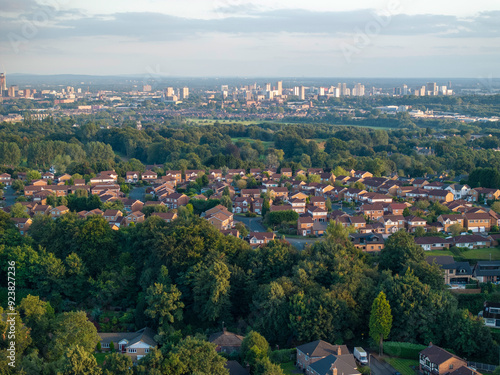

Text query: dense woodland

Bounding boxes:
[2,115,500,373]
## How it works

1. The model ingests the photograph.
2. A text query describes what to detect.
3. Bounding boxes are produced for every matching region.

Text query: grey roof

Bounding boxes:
[296,340,348,358]
[99,327,157,347]
[225,361,250,375]
[308,354,360,375]
[426,256,473,274]
[474,261,500,277]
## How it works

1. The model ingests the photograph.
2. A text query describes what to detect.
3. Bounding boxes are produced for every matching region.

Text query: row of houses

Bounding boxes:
[427,256,500,286]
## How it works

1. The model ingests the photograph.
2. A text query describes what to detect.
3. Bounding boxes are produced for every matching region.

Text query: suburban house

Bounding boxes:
[151,212,178,222]
[470,188,500,202]
[208,328,244,354]
[427,190,454,202]
[12,218,32,235]
[415,237,453,251]
[205,205,234,230]
[361,204,384,220]
[0,173,12,186]
[349,233,385,252]
[453,234,492,249]
[248,232,275,246]
[306,354,360,375]
[474,261,500,283]
[480,302,500,328]
[163,193,189,209]
[103,209,123,222]
[98,327,157,363]
[437,215,465,232]
[426,256,473,286]
[405,216,428,232]
[445,184,471,200]
[233,197,252,213]
[125,211,146,225]
[463,213,491,232]
[50,205,70,218]
[125,171,140,183]
[419,344,480,375]
[141,170,158,181]
[296,340,349,372]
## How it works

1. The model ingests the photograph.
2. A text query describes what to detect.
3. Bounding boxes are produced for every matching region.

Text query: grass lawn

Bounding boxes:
[384,357,418,375]
[93,352,113,366]
[424,250,453,257]
[460,248,500,260]
[280,361,297,375]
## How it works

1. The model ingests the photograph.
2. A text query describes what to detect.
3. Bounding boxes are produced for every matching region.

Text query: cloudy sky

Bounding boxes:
[1,0,499,77]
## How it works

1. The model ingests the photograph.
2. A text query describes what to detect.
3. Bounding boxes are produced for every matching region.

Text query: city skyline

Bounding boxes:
[0,0,500,77]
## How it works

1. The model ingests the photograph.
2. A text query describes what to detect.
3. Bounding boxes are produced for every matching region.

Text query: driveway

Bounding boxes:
[1,186,16,207]
[233,215,267,232]
[369,354,399,375]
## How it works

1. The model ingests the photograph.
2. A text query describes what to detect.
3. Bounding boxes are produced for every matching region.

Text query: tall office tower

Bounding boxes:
[448,81,452,89]
[403,84,408,95]
[319,87,325,96]
[420,86,426,96]
[8,85,18,97]
[340,83,348,96]
[221,85,229,92]
[277,81,282,96]
[246,91,253,100]
[181,87,189,99]
[265,83,271,92]
[345,88,351,96]
[353,83,365,96]
[293,86,300,96]
[426,82,437,96]
[395,87,402,96]
[0,73,6,93]
[166,87,174,96]
[299,86,305,100]
[332,87,340,97]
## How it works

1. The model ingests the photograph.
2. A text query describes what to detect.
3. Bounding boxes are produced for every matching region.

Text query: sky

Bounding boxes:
[0,0,499,77]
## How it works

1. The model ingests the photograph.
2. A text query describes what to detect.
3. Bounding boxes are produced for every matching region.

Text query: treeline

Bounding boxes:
[0,212,497,374]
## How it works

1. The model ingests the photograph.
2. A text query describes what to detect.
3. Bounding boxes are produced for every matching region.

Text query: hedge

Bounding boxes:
[383,342,427,359]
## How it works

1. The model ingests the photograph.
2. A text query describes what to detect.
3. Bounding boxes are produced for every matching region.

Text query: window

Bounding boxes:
[128,348,137,353]
[102,343,110,348]
[145,348,150,353]
[449,365,453,370]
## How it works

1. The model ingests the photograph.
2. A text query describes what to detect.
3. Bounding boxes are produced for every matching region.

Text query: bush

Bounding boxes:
[383,342,427,359]
[269,349,296,364]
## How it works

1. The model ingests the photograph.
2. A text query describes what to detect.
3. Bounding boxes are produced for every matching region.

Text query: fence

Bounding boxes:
[467,361,497,372]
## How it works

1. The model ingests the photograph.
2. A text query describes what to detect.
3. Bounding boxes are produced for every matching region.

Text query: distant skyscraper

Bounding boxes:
[340,83,348,96]
[181,87,189,99]
[277,81,282,96]
[319,87,325,96]
[353,83,365,96]
[299,86,305,100]
[403,84,408,95]
[426,82,437,96]
[293,86,300,96]
[0,73,5,94]
[166,87,174,96]
[265,83,271,92]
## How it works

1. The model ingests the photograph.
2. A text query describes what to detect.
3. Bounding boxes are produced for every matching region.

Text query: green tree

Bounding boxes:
[414,226,426,237]
[101,352,133,375]
[379,230,424,274]
[145,266,184,327]
[241,331,270,366]
[449,223,465,236]
[11,202,29,218]
[369,291,392,355]
[60,345,102,375]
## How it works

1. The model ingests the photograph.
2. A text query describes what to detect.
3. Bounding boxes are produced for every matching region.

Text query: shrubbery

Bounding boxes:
[383,342,427,359]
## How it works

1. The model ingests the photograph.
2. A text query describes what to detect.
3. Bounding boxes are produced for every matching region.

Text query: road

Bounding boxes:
[285,237,322,250]
[129,186,147,201]
[1,186,16,207]
[233,215,267,232]
[369,354,398,375]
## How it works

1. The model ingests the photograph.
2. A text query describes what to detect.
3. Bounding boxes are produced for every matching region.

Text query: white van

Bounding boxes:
[354,347,368,365]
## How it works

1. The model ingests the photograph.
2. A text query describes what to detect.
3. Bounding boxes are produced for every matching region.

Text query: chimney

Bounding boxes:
[330,365,338,375]
[429,342,433,347]
[337,347,341,356]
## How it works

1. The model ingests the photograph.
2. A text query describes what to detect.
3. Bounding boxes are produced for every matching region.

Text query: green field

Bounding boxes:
[384,357,418,375]
[230,137,274,149]
[425,250,454,257]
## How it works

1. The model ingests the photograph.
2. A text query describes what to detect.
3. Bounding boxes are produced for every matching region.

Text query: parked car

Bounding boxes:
[353,347,368,365]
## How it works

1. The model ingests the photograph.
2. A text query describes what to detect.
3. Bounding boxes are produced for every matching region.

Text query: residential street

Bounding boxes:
[369,354,399,375]
[233,215,267,232]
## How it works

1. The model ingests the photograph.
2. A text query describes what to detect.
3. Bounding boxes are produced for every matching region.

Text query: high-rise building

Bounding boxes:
[293,86,300,96]
[221,85,229,92]
[8,85,18,97]
[166,87,174,96]
[420,86,426,96]
[319,87,325,96]
[0,73,6,93]
[403,84,408,95]
[426,82,437,96]
[142,85,152,92]
[353,83,365,96]
[181,87,189,99]
[277,81,282,96]
[299,86,305,100]
[265,83,271,92]
[339,83,348,96]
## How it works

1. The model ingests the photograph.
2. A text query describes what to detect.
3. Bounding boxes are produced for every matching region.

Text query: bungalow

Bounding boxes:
[453,234,492,249]
[415,237,453,251]
[98,327,157,362]
[141,170,158,181]
[396,186,416,198]
[248,232,275,246]
[423,181,445,190]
